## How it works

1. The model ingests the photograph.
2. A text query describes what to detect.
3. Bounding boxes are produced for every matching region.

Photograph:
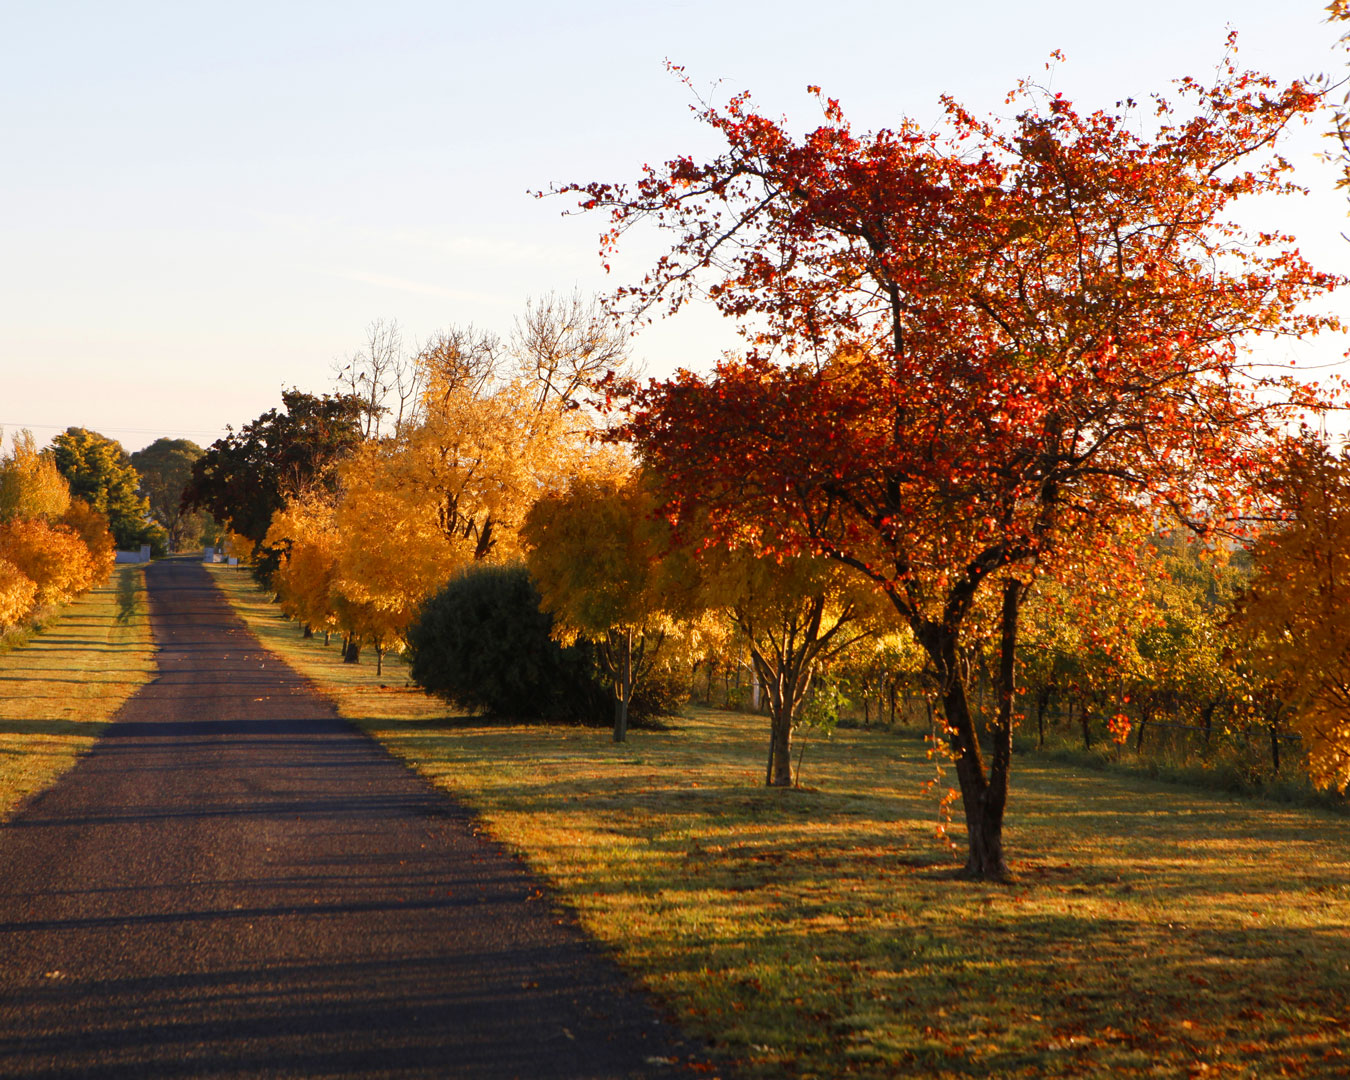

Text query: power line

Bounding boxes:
[0,421,229,437]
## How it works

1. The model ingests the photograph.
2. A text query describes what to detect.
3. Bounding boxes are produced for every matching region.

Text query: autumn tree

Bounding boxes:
[59,499,116,585]
[264,493,341,641]
[695,543,880,784]
[329,440,465,669]
[523,471,687,742]
[0,558,37,630]
[50,428,153,550]
[303,327,597,667]
[563,50,1341,877]
[182,390,364,575]
[1236,443,1350,792]
[0,431,71,523]
[0,519,96,609]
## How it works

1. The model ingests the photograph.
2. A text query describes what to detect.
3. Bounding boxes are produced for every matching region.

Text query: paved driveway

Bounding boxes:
[0,559,708,1079]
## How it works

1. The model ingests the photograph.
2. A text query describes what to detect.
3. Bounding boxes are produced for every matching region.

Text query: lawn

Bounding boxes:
[0,564,155,821]
[211,564,1350,1079]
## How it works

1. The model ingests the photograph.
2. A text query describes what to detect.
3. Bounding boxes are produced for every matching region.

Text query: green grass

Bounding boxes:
[211,565,1350,1079]
[0,565,156,820]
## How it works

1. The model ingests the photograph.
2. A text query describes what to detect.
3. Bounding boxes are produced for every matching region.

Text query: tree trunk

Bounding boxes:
[302,624,313,639]
[343,639,361,664]
[942,675,1008,881]
[473,515,495,561]
[759,651,800,788]
[375,642,384,677]
[612,630,632,743]
[1080,704,1092,750]
[1035,686,1052,749]
[919,579,1023,882]
[767,705,793,786]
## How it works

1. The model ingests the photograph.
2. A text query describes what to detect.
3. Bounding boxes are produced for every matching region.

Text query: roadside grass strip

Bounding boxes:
[211,564,1350,1080]
[0,564,155,821]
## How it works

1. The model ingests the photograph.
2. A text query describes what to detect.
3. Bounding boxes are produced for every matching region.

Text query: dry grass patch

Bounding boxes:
[0,564,155,820]
[213,565,1350,1079]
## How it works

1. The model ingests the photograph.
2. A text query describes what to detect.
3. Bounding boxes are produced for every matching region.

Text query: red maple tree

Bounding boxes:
[560,44,1342,879]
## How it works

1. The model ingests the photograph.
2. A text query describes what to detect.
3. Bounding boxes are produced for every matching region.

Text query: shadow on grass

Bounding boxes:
[116,566,140,624]
[0,718,105,738]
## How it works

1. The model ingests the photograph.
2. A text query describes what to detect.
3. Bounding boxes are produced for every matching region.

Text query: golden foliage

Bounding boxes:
[58,498,116,585]
[1237,447,1350,791]
[408,375,586,563]
[523,470,675,641]
[331,441,463,651]
[265,494,342,635]
[0,431,71,523]
[0,556,37,629]
[222,531,254,562]
[0,519,96,608]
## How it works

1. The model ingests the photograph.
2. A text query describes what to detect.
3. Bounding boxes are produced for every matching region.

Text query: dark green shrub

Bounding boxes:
[408,564,603,721]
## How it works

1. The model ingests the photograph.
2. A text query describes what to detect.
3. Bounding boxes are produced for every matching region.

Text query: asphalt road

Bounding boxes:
[0,559,710,1079]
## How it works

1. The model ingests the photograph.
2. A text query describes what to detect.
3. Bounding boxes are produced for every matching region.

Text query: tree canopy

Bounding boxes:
[49,428,153,550]
[1237,444,1350,793]
[563,49,1342,877]
[182,390,364,558]
[131,438,212,551]
[0,431,70,524]
[523,471,686,742]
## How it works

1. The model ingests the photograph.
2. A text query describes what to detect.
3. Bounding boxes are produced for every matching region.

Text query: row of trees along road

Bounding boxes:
[555,45,1346,880]
[187,293,634,672]
[0,431,116,630]
[196,49,1350,883]
[0,424,216,633]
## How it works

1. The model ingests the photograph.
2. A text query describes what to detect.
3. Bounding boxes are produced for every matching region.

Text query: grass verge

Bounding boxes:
[211,564,1350,1080]
[0,564,156,820]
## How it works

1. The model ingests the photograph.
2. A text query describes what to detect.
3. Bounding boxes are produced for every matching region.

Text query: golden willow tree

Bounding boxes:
[559,47,1343,878]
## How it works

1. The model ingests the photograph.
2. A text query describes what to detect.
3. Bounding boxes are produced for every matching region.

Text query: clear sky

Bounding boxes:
[3,0,1348,453]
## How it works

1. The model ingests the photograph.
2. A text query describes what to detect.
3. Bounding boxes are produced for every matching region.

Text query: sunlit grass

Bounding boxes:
[213,565,1350,1079]
[0,565,155,820]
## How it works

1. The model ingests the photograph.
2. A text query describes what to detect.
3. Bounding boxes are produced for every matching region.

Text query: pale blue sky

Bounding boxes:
[2,1,1347,452]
